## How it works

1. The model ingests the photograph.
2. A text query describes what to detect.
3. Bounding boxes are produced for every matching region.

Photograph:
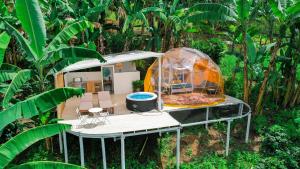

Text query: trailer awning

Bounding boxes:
[61,50,163,72]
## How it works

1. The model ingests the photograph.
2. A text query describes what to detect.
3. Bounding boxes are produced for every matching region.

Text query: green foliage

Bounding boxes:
[2,69,32,108]
[180,153,227,169]
[132,80,144,92]
[15,0,46,58]
[0,87,84,131]
[0,124,71,168]
[255,156,287,169]
[0,32,10,65]
[261,123,300,169]
[219,54,243,98]
[253,115,268,134]
[191,38,227,62]
[10,161,85,169]
[261,125,290,155]
[47,20,94,51]
[228,151,261,169]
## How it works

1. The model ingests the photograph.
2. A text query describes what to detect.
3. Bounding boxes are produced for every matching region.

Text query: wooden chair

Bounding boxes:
[98,91,114,113]
[79,93,93,113]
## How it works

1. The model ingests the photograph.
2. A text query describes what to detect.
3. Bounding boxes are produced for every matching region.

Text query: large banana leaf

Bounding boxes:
[237,0,250,22]
[188,11,236,23]
[0,84,8,93]
[47,21,93,52]
[43,46,105,67]
[246,34,256,64]
[0,124,71,168]
[46,57,83,76]
[189,3,237,19]
[0,63,21,71]
[15,0,46,59]
[11,161,85,169]
[0,31,10,66]
[2,21,37,61]
[287,2,300,15]
[0,71,16,83]
[122,15,133,32]
[0,87,84,131]
[2,69,32,109]
[86,0,112,21]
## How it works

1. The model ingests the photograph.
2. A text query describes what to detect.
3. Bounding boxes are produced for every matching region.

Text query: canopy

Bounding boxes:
[61,50,163,72]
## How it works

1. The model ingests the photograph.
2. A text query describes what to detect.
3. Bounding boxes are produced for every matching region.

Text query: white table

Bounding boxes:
[88,107,103,124]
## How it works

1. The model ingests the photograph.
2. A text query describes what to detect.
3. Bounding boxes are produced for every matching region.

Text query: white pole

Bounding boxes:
[101,138,107,169]
[238,103,244,116]
[205,107,210,129]
[62,132,68,163]
[176,128,181,169]
[245,113,251,143]
[226,120,231,156]
[79,136,85,167]
[158,56,162,110]
[121,135,125,169]
[58,133,63,154]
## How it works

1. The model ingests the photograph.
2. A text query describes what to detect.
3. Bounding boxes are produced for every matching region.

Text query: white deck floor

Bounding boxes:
[60,111,180,136]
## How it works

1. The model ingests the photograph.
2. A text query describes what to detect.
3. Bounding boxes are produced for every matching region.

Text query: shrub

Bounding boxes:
[261,124,300,169]
[191,38,227,62]
[253,115,269,134]
[261,125,290,155]
[219,54,243,99]
[181,153,227,169]
[254,157,287,169]
[228,151,261,169]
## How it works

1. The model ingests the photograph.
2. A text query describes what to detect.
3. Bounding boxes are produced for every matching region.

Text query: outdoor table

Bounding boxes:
[88,107,103,124]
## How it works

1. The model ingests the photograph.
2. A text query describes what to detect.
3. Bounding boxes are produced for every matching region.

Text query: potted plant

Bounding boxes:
[132,80,144,92]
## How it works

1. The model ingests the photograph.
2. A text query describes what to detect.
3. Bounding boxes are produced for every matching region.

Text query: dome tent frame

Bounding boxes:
[144,47,225,108]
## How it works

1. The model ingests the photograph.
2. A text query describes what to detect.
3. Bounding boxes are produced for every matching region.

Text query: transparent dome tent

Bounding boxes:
[144,47,225,107]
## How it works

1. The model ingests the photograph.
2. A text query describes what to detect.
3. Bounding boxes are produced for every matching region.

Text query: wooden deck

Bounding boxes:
[61,93,131,120]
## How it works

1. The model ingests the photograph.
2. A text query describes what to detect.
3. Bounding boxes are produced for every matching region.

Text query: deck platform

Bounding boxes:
[60,111,180,137]
[58,95,251,169]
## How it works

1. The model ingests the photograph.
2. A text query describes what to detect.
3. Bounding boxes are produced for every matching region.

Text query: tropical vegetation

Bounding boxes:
[0,0,300,168]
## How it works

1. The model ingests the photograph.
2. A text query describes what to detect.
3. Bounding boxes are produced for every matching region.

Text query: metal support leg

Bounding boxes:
[226,120,231,156]
[245,113,251,143]
[176,128,181,169]
[101,138,107,169]
[238,103,244,116]
[121,135,125,169]
[205,107,210,129]
[59,133,63,154]
[62,132,68,163]
[79,136,84,167]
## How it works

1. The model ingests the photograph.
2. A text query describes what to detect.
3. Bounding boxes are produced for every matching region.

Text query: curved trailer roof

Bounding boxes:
[61,50,163,72]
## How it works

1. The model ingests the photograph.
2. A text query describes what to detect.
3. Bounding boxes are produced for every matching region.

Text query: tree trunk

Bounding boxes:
[163,26,171,52]
[282,76,294,108]
[255,40,281,114]
[242,31,249,103]
[290,83,300,107]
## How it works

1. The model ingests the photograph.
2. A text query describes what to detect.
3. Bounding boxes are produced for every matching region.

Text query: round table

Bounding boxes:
[88,107,103,114]
[88,107,103,124]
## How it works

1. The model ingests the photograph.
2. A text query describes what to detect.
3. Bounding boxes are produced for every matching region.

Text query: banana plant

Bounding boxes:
[120,0,162,33]
[0,123,85,169]
[255,0,300,113]
[155,0,236,51]
[0,0,105,109]
[0,31,13,84]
